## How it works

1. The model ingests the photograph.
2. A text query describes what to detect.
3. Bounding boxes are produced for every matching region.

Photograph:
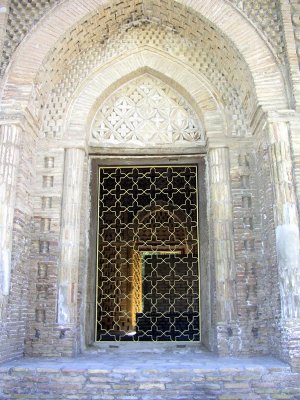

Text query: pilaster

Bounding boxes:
[209,146,237,355]
[0,122,21,297]
[268,120,300,370]
[57,148,85,326]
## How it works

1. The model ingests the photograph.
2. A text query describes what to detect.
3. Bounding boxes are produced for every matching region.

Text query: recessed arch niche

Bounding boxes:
[85,69,211,347]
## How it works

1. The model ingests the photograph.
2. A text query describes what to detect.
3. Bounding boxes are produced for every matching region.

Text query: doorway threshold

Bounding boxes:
[87,341,206,354]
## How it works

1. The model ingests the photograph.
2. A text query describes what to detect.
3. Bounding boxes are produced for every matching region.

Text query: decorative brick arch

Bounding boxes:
[0,0,288,111]
[1,0,300,372]
[65,50,225,143]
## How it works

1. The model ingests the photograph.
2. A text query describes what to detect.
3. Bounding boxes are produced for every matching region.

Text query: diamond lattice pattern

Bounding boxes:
[92,75,205,147]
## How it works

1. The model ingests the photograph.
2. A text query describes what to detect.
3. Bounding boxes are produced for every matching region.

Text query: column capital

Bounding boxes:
[268,120,290,145]
[207,137,253,150]
[64,145,87,154]
[0,109,39,133]
[43,138,88,154]
[251,108,298,136]
[0,117,22,127]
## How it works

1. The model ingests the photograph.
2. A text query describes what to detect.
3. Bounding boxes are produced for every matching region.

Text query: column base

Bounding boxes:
[25,323,79,357]
[216,322,241,356]
[279,319,300,372]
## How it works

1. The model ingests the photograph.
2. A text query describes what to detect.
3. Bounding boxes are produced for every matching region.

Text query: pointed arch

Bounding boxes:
[65,50,226,145]
[0,0,288,112]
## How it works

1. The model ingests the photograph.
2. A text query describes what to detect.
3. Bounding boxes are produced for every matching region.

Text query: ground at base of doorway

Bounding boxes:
[0,351,300,399]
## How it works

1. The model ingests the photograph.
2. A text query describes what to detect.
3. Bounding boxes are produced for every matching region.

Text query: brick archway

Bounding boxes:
[0,0,299,372]
[65,55,224,143]
[0,0,288,113]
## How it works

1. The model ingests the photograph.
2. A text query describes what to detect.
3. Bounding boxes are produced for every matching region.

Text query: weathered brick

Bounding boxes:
[139,383,165,390]
[0,4,300,400]
[224,382,250,389]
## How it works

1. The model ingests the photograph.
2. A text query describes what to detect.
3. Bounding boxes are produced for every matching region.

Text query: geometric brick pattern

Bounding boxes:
[0,0,60,77]
[0,0,299,374]
[0,0,285,78]
[229,0,285,62]
[41,21,250,138]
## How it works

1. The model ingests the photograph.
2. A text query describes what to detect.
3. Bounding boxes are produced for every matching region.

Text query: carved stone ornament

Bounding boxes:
[91,74,205,147]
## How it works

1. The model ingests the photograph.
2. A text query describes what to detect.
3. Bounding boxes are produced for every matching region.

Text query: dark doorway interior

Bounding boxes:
[95,165,200,341]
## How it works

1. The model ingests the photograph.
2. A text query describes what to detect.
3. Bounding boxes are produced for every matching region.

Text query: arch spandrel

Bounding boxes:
[49,21,248,140]
[64,55,225,146]
[0,0,288,119]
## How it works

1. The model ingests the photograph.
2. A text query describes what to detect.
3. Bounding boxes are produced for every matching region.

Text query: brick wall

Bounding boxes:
[0,120,37,363]
[0,0,299,365]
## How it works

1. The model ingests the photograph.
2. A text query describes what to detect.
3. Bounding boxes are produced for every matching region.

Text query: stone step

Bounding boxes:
[0,353,300,400]
[90,342,205,354]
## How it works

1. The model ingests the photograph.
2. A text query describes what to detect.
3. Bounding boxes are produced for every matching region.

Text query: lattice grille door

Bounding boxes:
[96,165,200,341]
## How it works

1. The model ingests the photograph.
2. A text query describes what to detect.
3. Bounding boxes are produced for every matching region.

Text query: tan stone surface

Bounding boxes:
[0,0,299,372]
[0,123,20,296]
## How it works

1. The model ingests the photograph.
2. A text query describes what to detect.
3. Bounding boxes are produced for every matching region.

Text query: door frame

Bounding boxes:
[85,154,210,348]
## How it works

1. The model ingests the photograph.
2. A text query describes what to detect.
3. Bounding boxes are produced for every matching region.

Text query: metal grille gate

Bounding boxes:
[96,165,200,341]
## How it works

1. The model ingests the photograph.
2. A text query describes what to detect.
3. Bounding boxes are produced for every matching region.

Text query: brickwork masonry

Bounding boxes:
[0,354,299,400]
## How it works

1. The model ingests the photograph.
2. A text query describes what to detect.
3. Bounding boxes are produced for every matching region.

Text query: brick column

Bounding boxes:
[0,123,21,296]
[269,122,300,319]
[268,121,300,370]
[209,147,237,354]
[57,148,85,324]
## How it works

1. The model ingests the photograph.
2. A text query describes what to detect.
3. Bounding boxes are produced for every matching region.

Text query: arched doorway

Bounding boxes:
[86,73,208,344]
[1,0,299,371]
